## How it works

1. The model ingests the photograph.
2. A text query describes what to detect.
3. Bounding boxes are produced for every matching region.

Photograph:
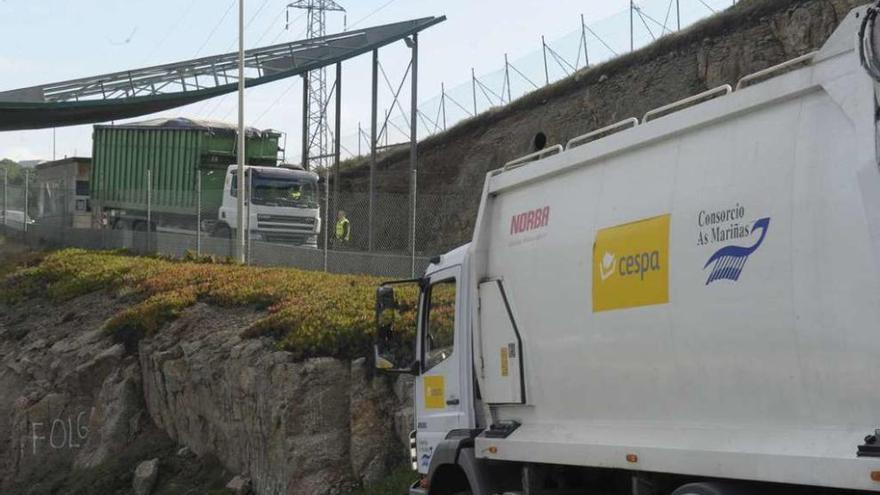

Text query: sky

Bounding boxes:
[0,0,727,163]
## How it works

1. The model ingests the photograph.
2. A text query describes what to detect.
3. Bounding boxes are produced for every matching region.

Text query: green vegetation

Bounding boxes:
[352,465,418,495]
[0,248,435,361]
[0,158,36,185]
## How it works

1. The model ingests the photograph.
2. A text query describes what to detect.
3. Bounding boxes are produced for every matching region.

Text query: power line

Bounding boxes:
[348,0,398,29]
[141,0,198,64]
[194,0,237,57]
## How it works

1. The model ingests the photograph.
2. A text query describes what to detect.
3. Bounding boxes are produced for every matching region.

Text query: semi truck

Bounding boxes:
[90,118,321,246]
[374,4,880,494]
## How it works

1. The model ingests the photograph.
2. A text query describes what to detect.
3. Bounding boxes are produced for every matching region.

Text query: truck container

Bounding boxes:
[90,118,320,245]
[374,5,880,494]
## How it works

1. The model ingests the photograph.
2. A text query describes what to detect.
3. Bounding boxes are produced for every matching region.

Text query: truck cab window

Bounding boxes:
[424,279,456,371]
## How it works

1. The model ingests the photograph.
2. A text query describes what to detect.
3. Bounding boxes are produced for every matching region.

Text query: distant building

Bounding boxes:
[34,157,92,228]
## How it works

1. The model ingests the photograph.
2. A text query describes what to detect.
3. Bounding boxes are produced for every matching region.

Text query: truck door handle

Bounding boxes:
[446,399,460,406]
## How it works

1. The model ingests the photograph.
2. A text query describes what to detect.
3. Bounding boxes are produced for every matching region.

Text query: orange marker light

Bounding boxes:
[626,454,639,463]
[488,446,498,454]
[871,471,880,482]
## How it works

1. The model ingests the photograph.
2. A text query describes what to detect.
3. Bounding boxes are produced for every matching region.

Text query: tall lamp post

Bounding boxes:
[237,0,247,263]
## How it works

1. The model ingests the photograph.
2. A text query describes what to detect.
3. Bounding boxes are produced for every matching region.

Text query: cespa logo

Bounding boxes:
[593,215,670,312]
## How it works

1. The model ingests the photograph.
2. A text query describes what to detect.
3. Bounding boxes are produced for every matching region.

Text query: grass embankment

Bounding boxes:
[0,248,423,360]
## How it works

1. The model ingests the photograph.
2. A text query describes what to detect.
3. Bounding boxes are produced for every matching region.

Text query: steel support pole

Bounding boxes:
[409,33,419,277]
[301,74,310,170]
[369,49,378,252]
[236,0,247,264]
[196,171,202,257]
[542,36,550,85]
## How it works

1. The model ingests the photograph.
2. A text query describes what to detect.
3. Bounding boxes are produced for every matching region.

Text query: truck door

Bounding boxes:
[414,266,467,473]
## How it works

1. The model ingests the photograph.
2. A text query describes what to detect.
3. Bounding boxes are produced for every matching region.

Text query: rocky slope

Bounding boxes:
[0,257,413,495]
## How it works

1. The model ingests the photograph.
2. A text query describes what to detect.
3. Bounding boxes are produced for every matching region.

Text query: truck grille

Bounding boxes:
[256,214,316,230]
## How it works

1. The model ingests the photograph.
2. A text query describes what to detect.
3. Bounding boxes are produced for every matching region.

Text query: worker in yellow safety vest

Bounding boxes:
[288,186,302,201]
[335,210,351,246]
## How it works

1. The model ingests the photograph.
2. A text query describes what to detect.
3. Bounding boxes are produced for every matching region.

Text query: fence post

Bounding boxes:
[441,83,447,130]
[630,0,635,52]
[471,68,478,116]
[146,169,152,254]
[676,0,681,30]
[23,169,29,236]
[409,33,419,278]
[369,49,379,252]
[3,167,7,230]
[504,54,512,104]
[580,14,590,68]
[541,36,550,85]
[246,169,252,265]
[196,170,202,257]
[329,61,342,272]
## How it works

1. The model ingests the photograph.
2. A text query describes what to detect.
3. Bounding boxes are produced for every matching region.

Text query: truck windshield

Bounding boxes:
[251,176,318,208]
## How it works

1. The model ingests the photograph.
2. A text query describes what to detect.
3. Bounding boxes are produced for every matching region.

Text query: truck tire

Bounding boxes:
[671,482,750,495]
[213,224,231,239]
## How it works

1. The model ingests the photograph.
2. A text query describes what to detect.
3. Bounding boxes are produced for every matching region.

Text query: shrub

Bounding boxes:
[0,249,447,362]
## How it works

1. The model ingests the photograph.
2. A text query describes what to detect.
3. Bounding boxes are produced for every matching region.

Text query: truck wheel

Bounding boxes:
[671,482,751,495]
[213,225,231,239]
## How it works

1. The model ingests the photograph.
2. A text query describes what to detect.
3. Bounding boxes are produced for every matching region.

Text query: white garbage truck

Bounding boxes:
[374,4,880,494]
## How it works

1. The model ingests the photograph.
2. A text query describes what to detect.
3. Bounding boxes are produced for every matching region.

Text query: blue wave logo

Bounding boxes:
[703,217,770,285]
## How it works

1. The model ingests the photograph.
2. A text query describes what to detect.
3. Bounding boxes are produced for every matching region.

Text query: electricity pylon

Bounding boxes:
[288,0,345,170]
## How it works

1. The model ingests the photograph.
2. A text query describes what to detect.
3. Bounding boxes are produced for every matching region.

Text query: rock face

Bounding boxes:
[0,294,410,495]
[133,458,159,495]
[138,304,410,495]
[335,0,865,254]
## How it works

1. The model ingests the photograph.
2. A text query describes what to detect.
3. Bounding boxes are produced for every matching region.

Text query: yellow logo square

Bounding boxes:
[592,215,670,312]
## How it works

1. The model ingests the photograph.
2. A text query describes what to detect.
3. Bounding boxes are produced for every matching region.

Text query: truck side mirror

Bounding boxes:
[374,284,420,375]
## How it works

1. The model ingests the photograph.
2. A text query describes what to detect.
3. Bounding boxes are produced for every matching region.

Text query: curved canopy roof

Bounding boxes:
[0,16,444,131]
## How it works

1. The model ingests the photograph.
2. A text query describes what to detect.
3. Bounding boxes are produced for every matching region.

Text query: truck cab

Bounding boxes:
[217,164,321,247]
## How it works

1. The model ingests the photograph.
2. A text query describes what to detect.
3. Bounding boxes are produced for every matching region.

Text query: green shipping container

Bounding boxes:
[91,118,280,215]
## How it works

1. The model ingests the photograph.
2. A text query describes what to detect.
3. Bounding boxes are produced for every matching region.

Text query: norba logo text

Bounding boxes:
[510,206,550,235]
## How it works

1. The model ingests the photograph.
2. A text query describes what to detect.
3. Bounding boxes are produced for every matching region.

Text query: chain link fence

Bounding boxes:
[0,176,454,279]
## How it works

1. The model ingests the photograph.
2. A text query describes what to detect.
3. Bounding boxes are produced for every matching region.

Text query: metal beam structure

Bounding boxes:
[289,0,345,171]
[0,16,445,131]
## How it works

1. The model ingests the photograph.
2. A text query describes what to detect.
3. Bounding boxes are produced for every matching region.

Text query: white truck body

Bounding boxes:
[396,5,880,494]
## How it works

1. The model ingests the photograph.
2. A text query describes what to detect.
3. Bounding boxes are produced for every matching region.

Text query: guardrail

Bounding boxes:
[566,118,640,150]
[642,84,733,123]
